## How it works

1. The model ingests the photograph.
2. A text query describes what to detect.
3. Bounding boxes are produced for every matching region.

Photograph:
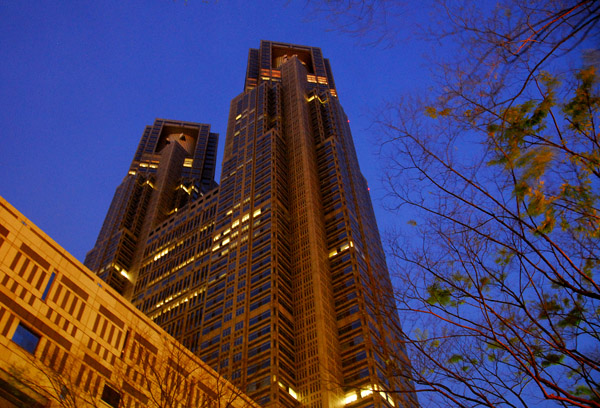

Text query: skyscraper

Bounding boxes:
[85,41,417,408]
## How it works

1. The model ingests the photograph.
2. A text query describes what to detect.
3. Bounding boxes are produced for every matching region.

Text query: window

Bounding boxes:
[100,384,121,408]
[41,271,56,301]
[12,323,40,354]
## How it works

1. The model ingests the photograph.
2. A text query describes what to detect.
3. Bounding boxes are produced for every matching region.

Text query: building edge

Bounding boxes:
[0,195,258,408]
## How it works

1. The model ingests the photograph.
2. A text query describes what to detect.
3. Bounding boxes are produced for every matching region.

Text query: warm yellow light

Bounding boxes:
[153,247,170,261]
[360,389,373,398]
[344,393,357,405]
[235,114,242,120]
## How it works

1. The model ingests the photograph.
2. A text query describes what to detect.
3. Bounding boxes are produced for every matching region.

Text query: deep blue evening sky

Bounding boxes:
[0,1,430,261]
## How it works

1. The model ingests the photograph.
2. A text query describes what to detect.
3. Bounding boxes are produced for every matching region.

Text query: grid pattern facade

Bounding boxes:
[87,41,418,408]
[0,197,257,408]
[84,119,218,297]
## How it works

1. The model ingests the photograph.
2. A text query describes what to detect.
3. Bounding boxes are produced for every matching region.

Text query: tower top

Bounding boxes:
[244,40,337,95]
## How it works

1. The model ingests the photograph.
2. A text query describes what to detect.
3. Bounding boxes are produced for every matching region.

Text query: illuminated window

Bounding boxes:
[12,323,40,354]
[344,392,358,405]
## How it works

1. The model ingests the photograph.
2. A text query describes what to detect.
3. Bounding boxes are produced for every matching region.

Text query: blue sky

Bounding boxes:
[0,1,430,261]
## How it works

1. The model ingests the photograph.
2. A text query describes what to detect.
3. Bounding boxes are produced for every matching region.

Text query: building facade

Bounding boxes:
[84,120,218,296]
[86,41,417,408]
[0,197,258,408]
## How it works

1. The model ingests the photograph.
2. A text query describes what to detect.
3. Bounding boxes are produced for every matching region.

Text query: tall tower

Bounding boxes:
[84,119,218,296]
[86,41,417,408]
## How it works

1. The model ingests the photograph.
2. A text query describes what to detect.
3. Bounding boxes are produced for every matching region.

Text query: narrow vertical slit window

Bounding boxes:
[41,271,56,301]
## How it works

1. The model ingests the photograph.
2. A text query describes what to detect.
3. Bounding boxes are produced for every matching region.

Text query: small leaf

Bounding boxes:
[424,106,438,118]
[448,354,463,364]
[541,353,564,368]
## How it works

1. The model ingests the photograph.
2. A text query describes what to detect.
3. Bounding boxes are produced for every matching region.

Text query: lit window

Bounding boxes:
[12,323,40,354]
[344,392,358,405]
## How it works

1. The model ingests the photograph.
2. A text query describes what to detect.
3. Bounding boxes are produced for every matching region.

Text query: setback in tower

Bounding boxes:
[85,40,418,408]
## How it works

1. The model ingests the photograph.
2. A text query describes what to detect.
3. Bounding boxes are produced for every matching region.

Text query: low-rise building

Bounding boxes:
[0,196,258,408]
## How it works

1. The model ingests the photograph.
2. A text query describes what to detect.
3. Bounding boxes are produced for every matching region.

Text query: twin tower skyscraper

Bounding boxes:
[84,41,417,408]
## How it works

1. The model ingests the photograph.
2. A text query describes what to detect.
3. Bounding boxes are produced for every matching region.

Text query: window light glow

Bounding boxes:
[183,158,193,168]
[344,393,358,405]
[235,114,242,120]
[307,94,328,104]
[154,247,170,261]
[360,389,373,398]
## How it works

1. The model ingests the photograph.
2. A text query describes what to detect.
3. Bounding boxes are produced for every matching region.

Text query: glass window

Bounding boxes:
[100,384,121,408]
[41,272,56,301]
[12,323,40,354]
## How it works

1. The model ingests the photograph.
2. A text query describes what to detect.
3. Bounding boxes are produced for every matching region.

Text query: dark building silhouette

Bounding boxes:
[85,41,417,408]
